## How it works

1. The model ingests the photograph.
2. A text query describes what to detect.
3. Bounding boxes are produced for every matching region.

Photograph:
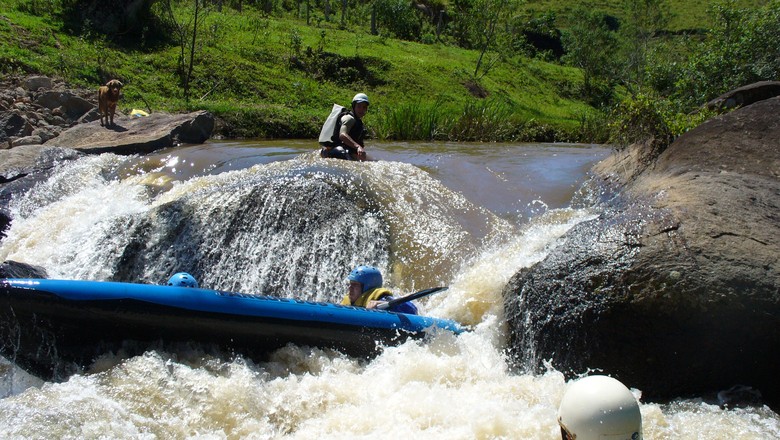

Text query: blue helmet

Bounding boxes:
[167,272,199,288]
[348,265,382,293]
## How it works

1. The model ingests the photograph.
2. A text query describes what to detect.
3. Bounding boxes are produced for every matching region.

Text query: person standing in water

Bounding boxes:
[341,265,418,314]
[320,93,369,161]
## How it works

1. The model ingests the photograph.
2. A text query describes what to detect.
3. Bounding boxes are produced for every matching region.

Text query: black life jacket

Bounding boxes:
[331,110,366,150]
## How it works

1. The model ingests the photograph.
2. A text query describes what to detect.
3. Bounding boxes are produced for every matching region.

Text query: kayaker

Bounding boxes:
[166,272,199,288]
[320,93,369,161]
[557,375,643,440]
[340,265,418,314]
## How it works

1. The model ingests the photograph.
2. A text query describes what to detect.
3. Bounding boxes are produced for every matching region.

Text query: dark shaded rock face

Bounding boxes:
[504,96,780,404]
[0,261,48,279]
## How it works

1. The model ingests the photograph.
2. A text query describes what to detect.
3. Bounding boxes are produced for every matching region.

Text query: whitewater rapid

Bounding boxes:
[1,141,778,439]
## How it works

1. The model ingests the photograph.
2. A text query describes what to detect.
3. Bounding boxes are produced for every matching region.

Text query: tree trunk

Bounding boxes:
[184,0,201,103]
[370,2,377,35]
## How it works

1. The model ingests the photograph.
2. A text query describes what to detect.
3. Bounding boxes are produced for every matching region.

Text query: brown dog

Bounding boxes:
[98,79,123,127]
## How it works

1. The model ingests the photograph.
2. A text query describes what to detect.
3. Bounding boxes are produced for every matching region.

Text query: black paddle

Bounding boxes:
[375,286,449,310]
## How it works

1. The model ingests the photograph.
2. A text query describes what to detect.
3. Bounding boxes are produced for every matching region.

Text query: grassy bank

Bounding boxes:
[0,0,772,142]
[0,0,600,142]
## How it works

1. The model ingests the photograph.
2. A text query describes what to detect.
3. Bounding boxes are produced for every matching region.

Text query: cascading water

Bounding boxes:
[1,141,778,439]
[1,152,506,300]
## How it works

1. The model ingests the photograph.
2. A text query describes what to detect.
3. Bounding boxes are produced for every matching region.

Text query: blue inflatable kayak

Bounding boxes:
[0,278,465,380]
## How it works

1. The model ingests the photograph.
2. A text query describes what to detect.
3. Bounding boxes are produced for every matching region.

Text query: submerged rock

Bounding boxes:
[504,96,780,404]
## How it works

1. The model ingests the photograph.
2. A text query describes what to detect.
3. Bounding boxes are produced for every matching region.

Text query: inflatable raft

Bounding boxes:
[0,278,464,380]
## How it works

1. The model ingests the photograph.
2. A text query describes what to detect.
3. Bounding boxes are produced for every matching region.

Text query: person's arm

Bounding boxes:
[339,115,366,160]
[366,296,419,315]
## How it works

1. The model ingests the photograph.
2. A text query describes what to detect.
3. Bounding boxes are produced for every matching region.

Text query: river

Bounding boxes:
[1,140,778,439]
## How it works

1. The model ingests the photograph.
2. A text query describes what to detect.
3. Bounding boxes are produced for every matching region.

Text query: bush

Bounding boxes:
[608,93,671,148]
[373,0,422,41]
[662,0,780,108]
[607,92,720,148]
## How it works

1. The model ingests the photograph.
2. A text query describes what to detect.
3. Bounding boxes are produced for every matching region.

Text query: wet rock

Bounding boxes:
[0,261,48,279]
[505,96,780,404]
[0,146,83,243]
[717,385,763,409]
[173,111,216,145]
[0,145,82,184]
[0,208,9,241]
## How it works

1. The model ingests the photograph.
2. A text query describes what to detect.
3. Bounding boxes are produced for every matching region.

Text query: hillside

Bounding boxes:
[0,0,771,141]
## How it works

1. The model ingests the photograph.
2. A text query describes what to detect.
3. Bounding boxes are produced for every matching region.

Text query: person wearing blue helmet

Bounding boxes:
[167,272,199,288]
[340,265,418,314]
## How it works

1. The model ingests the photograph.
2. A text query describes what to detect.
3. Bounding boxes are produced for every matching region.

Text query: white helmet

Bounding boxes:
[352,93,369,105]
[558,375,642,440]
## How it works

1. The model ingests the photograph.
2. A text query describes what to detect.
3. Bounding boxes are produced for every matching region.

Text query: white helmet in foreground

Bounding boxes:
[558,375,642,440]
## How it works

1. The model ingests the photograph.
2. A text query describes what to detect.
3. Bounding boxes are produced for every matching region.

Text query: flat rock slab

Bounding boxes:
[44,110,214,155]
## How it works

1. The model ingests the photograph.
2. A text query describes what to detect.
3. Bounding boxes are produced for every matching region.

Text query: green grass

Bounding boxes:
[0,0,765,141]
[0,0,594,140]
[520,0,770,32]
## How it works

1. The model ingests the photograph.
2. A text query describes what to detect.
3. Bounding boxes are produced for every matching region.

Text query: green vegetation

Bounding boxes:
[0,0,777,145]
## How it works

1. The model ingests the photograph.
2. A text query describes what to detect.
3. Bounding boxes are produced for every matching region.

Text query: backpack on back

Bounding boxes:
[318,104,348,147]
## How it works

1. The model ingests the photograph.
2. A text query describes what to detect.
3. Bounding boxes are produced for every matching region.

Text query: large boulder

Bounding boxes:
[0,112,33,143]
[504,96,780,403]
[44,110,215,155]
[705,80,780,112]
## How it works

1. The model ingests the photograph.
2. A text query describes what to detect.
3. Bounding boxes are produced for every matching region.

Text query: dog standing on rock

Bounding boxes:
[98,79,123,127]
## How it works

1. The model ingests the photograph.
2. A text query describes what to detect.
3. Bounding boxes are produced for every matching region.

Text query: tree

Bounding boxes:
[561,8,620,105]
[620,0,669,92]
[471,0,516,79]
[158,0,211,103]
[668,0,780,107]
[373,0,422,40]
[59,0,165,45]
[449,0,519,79]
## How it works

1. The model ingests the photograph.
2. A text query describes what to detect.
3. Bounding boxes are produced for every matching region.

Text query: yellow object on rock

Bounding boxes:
[130,109,149,118]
